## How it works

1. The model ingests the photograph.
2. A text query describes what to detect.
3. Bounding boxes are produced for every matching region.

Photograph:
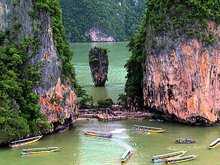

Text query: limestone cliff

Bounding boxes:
[127,1,220,125]
[89,47,109,86]
[0,0,78,128]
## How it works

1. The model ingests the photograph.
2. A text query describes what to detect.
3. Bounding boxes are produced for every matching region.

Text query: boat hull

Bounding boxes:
[165,155,197,164]
[9,135,43,148]
[121,150,132,163]
[58,125,69,133]
[84,131,112,138]
[152,150,187,163]
[209,138,220,149]
[146,129,165,133]
[21,147,60,155]
[132,125,165,133]
[175,138,197,144]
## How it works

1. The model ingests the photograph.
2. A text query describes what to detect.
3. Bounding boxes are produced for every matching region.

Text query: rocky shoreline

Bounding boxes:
[78,108,154,121]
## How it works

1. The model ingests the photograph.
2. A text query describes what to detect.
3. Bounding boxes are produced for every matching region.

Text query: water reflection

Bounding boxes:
[90,86,109,102]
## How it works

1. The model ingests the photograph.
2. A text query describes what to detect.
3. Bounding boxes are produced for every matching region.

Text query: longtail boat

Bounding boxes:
[83,130,112,138]
[9,135,43,148]
[175,138,197,144]
[209,138,220,149]
[165,154,197,164]
[132,124,165,133]
[152,150,187,163]
[56,125,69,133]
[21,147,60,155]
[121,149,132,163]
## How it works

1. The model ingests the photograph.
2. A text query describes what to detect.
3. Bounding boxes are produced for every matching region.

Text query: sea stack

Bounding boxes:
[89,47,109,86]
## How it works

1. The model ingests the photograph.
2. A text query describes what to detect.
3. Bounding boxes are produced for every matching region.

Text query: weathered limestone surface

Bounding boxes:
[39,78,78,123]
[85,28,114,42]
[0,0,78,124]
[144,23,220,125]
[89,47,109,86]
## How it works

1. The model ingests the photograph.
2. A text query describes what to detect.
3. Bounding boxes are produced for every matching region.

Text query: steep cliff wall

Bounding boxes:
[0,0,78,142]
[127,1,220,125]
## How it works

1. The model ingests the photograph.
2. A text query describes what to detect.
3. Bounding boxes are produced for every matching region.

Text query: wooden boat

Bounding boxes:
[132,124,165,133]
[121,149,132,163]
[83,130,112,138]
[209,137,220,149]
[9,135,43,148]
[21,147,60,155]
[175,138,197,144]
[165,154,197,164]
[56,125,69,133]
[152,150,187,163]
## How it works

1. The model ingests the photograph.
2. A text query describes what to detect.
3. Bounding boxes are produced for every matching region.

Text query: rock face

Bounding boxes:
[39,78,78,123]
[0,0,78,124]
[85,28,114,42]
[144,23,220,125]
[89,47,109,86]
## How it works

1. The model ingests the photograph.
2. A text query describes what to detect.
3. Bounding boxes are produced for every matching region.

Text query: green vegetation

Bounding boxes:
[89,47,109,67]
[0,30,49,143]
[97,98,113,108]
[125,0,220,105]
[143,0,220,45]
[33,0,86,97]
[0,0,87,143]
[124,12,147,103]
[60,0,144,42]
[78,96,94,109]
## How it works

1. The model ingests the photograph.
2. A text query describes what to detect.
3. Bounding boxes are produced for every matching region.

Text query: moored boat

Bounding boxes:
[175,138,197,144]
[132,125,165,133]
[21,147,60,155]
[83,130,112,138]
[121,149,132,163]
[208,137,220,149]
[9,135,43,148]
[165,154,197,164]
[152,150,187,163]
[56,125,69,133]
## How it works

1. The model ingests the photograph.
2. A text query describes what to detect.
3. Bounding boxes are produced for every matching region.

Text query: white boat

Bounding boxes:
[152,150,187,163]
[21,147,60,155]
[9,135,43,148]
[165,154,197,164]
[121,149,132,163]
[209,137,220,149]
[132,125,165,133]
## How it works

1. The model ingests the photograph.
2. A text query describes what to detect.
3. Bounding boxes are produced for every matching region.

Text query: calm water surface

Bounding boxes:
[70,42,131,102]
[1,120,220,165]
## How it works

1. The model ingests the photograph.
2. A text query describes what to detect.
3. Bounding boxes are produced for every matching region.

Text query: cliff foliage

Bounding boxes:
[0,0,84,143]
[0,23,49,143]
[60,0,144,42]
[125,0,220,107]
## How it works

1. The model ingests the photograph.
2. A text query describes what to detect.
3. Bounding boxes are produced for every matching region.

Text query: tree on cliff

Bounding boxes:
[89,47,109,86]
[0,0,85,143]
[125,0,220,125]
[60,0,145,42]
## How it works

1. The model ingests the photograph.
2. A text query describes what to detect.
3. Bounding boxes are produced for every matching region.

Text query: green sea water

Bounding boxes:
[70,42,131,102]
[1,119,220,165]
[1,42,220,165]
